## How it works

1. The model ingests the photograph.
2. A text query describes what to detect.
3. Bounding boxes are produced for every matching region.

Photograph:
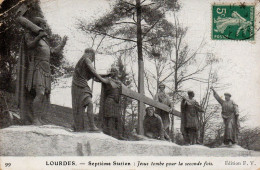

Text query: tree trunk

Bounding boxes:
[170,59,179,142]
[136,0,145,135]
[122,97,127,136]
[200,125,205,144]
[131,103,135,130]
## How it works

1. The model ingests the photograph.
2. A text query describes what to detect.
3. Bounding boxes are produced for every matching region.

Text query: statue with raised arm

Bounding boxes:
[180,91,204,145]
[72,48,108,132]
[154,83,173,140]
[15,4,67,125]
[211,87,239,147]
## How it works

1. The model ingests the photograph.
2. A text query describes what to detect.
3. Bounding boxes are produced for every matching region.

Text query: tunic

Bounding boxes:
[71,56,96,131]
[25,33,51,93]
[16,32,52,124]
[181,99,200,130]
[72,56,95,95]
[101,78,123,137]
[103,78,121,118]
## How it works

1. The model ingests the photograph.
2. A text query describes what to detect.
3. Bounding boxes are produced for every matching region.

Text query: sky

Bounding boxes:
[40,0,260,127]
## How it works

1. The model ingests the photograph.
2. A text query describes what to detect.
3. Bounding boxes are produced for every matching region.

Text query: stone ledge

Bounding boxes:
[0,125,251,156]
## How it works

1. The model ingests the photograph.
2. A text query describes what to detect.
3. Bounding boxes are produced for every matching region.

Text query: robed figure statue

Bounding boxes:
[211,87,240,147]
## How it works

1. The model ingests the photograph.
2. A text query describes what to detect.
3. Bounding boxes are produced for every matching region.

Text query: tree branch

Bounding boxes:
[114,21,137,25]
[121,0,136,7]
[178,64,208,84]
[85,28,137,43]
[144,70,155,97]
[143,34,172,42]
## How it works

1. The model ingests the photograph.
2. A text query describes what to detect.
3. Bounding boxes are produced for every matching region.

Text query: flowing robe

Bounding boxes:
[100,78,123,139]
[213,93,239,144]
[71,56,95,131]
[181,98,202,143]
[181,99,200,129]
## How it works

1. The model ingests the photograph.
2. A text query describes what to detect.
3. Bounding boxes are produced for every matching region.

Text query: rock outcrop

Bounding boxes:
[0,125,251,156]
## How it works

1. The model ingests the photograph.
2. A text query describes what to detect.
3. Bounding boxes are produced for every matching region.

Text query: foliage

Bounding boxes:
[77,0,179,59]
[238,126,260,150]
[205,125,260,151]
[203,114,260,150]
[111,56,132,87]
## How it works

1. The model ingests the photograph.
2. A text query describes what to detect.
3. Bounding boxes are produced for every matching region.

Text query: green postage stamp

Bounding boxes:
[212,4,255,40]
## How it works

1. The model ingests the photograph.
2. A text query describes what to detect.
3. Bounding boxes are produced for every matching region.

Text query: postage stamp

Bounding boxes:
[212,4,255,40]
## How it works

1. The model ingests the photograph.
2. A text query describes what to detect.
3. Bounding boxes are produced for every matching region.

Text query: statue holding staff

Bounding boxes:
[211,87,239,147]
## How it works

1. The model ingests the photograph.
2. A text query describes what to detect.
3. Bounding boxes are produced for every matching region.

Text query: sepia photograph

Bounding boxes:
[0,0,259,169]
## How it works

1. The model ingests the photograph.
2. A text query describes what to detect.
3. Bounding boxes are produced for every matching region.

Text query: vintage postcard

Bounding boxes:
[0,0,259,169]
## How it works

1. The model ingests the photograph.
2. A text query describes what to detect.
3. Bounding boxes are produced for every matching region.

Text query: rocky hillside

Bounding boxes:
[0,125,251,156]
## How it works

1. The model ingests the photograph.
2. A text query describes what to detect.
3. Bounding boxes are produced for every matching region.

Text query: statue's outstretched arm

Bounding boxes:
[211,87,224,105]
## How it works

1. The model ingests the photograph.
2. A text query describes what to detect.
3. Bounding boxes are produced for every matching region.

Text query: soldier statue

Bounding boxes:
[16,5,67,125]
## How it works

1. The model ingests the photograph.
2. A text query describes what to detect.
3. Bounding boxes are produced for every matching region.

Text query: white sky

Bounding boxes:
[40,0,260,127]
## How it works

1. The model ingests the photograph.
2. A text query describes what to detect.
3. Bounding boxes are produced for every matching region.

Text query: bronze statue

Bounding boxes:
[180,91,204,145]
[99,68,126,140]
[143,106,165,140]
[154,83,173,140]
[72,48,108,132]
[211,87,239,147]
[16,5,67,125]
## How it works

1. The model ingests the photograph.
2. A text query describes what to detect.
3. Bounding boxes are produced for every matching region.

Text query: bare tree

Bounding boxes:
[144,55,171,97]
[197,58,223,143]
[160,14,213,141]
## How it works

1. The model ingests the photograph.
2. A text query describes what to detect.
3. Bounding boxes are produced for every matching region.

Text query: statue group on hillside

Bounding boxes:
[14,4,240,147]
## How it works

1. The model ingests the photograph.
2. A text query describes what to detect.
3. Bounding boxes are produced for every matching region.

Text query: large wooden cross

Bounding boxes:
[120,85,181,135]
